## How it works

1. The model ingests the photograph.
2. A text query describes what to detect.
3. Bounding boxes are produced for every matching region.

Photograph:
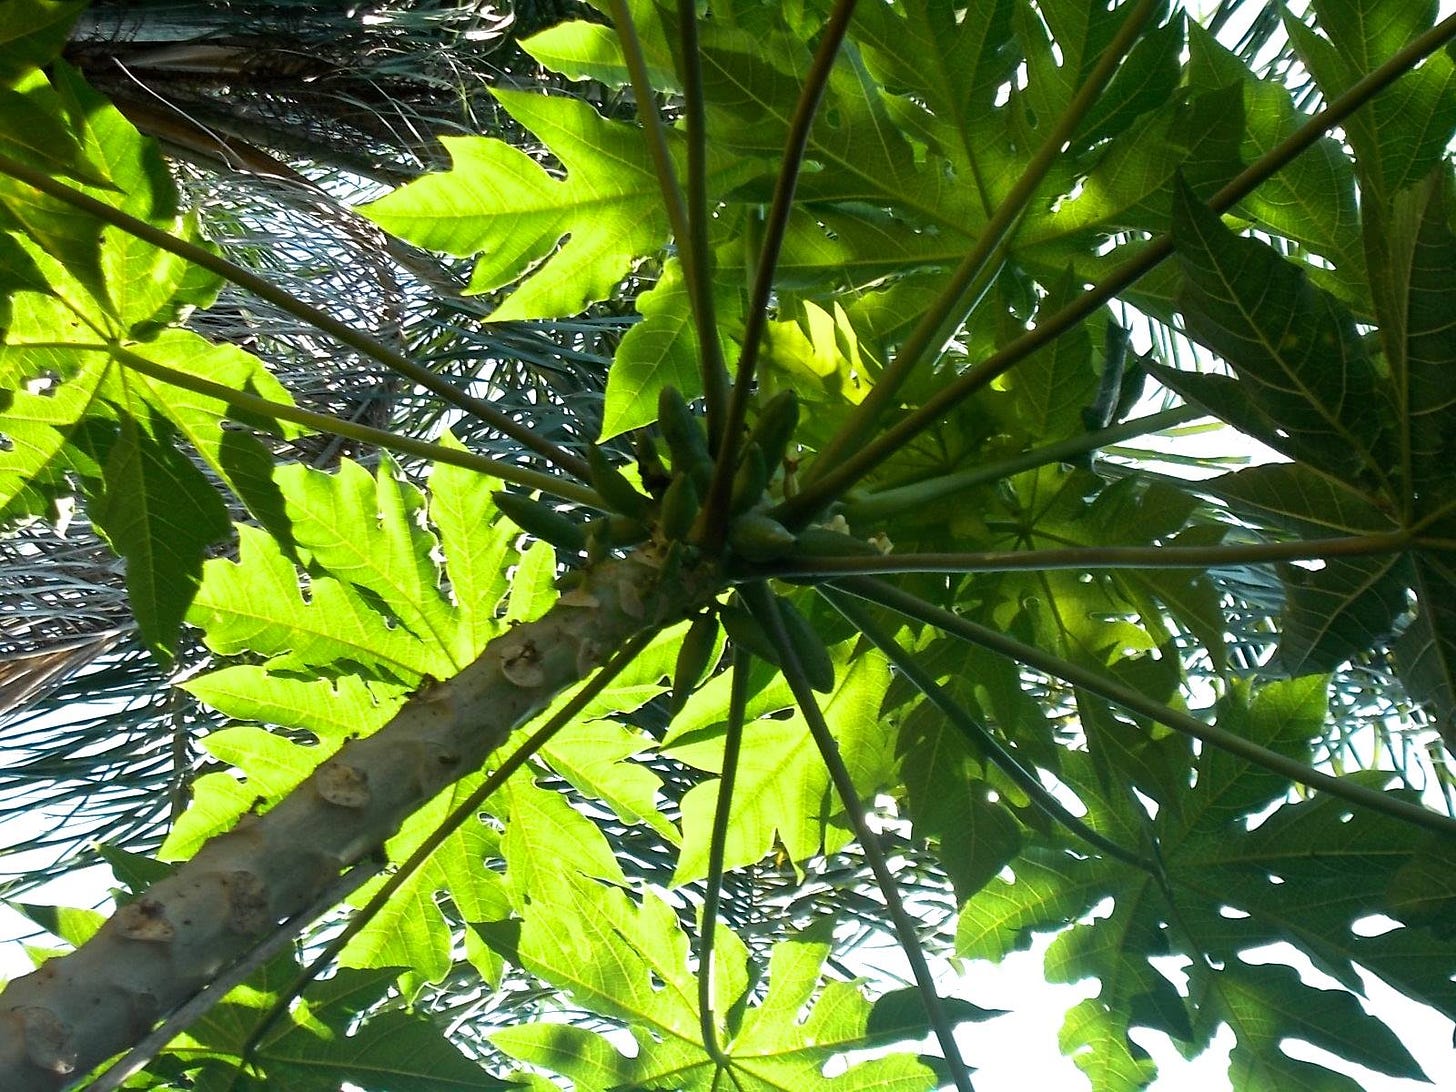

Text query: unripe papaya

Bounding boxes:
[775,596,835,693]
[728,511,797,562]
[587,444,651,520]
[633,432,672,498]
[730,443,769,515]
[659,472,700,542]
[607,514,651,546]
[585,516,611,564]
[494,491,587,553]
[746,389,798,471]
[658,386,712,489]
[792,527,881,558]
[671,612,720,714]
[719,600,780,664]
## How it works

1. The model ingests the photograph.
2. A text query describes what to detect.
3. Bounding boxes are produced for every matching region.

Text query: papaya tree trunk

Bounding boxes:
[0,545,719,1090]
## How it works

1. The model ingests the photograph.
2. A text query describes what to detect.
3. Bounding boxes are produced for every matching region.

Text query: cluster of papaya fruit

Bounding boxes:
[496,387,878,703]
[495,386,879,562]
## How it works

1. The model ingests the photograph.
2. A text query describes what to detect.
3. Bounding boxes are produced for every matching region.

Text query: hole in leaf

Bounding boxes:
[25,370,60,396]
[1350,914,1400,938]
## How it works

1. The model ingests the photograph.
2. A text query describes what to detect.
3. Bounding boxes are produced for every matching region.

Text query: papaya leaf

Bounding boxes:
[541,717,679,841]
[1277,553,1410,675]
[0,75,102,184]
[1174,676,1328,837]
[0,323,296,648]
[1198,462,1396,537]
[599,259,709,440]
[497,880,941,1090]
[1397,552,1456,730]
[100,332,297,547]
[260,1009,513,1090]
[1076,688,1190,809]
[274,458,461,667]
[180,667,408,746]
[340,775,508,988]
[9,902,104,949]
[1193,468,1410,681]
[502,537,556,624]
[851,0,1019,215]
[499,775,627,907]
[955,670,1452,1086]
[898,720,1022,903]
[188,524,449,682]
[426,438,512,661]
[1021,73,1247,253]
[0,332,106,519]
[696,14,979,235]
[160,726,326,859]
[89,409,230,659]
[1057,997,1159,1089]
[361,90,751,320]
[522,11,677,89]
[668,649,895,883]
[1186,23,1365,299]
[956,849,1111,963]
[0,64,216,328]
[1287,0,1456,202]
[1397,170,1456,510]
[1217,963,1421,1090]
[1171,178,1394,487]
[1015,0,1156,150]
[1002,274,1100,443]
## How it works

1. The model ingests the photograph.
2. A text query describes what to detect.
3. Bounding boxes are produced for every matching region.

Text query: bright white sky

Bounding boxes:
[4,2,1456,1090]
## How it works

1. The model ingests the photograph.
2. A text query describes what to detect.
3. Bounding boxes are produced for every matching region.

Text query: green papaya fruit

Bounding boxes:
[730,443,769,515]
[728,512,797,562]
[792,527,880,558]
[494,492,587,553]
[587,444,652,520]
[745,389,799,471]
[775,596,835,693]
[659,472,700,542]
[671,612,720,714]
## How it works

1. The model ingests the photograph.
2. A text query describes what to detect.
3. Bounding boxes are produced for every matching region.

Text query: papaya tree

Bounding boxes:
[1,0,1455,1089]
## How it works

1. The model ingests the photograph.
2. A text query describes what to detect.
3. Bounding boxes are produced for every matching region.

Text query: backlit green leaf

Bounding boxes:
[361,93,669,319]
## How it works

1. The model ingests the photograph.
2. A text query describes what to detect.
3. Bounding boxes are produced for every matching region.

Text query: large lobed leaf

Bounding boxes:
[956,677,1449,1088]
[493,880,957,1090]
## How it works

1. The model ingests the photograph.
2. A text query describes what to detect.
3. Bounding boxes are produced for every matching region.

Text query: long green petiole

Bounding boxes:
[108,343,607,508]
[844,406,1205,523]
[763,532,1412,580]
[806,0,1163,484]
[776,12,1456,526]
[697,646,751,1073]
[742,581,976,1092]
[0,151,590,479]
[838,576,1456,839]
[676,0,730,439]
[607,0,730,441]
[828,590,1155,872]
[701,0,860,550]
